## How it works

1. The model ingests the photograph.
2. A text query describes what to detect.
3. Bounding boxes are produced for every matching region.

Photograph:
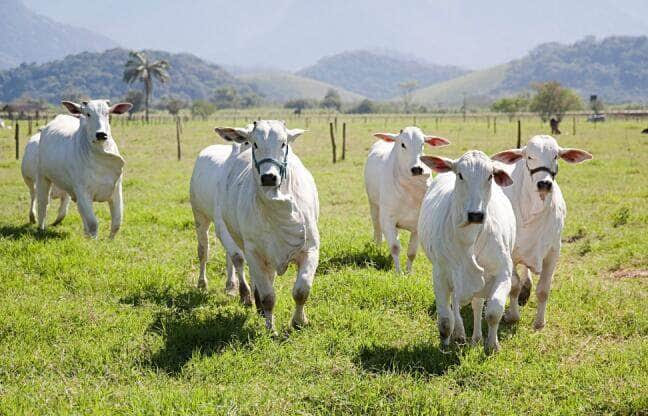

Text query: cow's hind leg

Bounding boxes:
[246,248,277,334]
[517,266,532,306]
[193,209,210,290]
[36,176,52,231]
[484,271,512,354]
[369,202,382,245]
[52,193,71,226]
[381,215,402,274]
[504,266,522,324]
[405,231,418,274]
[291,248,319,328]
[534,249,559,330]
[26,179,37,224]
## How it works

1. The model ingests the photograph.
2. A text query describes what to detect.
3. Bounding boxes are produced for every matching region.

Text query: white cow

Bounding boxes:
[364,127,450,273]
[22,132,71,225]
[189,140,252,304]
[492,135,592,329]
[214,120,319,333]
[37,100,132,238]
[418,151,516,353]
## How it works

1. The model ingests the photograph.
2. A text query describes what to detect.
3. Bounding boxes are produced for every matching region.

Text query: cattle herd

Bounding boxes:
[21,99,592,353]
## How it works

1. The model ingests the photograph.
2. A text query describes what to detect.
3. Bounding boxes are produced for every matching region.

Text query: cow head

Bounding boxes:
[422,151,513,226]
[492,135,592,201]
[61,100,132,145]
[374,127,449,177]
[215,120,305,188]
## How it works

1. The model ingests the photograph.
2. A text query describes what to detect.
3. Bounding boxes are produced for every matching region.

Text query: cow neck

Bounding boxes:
[389,147,428,202]
[77,129,125,173]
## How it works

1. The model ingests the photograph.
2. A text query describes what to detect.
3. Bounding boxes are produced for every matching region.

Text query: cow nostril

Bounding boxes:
[260,173,278,186]
[537,180,553,191]
[95,132,108,140]
[411,166,423,176]
[467,212,484,224]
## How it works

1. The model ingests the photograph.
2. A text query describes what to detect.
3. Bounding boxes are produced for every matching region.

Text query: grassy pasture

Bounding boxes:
[0,116,646,415]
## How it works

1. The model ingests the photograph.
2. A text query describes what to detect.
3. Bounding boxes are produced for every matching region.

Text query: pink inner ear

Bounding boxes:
[492,150,524,164]
[420,156,452,173]
[62,101,81,114]
[493,169,513,187]
[110,103,133,115]
[560,149,592,163]
[425,136,450,147]
[374,133,395,142]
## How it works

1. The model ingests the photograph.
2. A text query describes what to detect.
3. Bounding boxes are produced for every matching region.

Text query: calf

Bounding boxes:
[37,100,131,238]
[22,132,70,225]
[364,127,449,273]
[492,135,592,329]
[214,120,319,333]
[189,140,251,304]
[418,151,516,353]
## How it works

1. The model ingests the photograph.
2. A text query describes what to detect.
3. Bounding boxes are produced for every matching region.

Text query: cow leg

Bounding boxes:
[213,209,251,306]
[518,266,533,306]
[52,193,70,226]
[108,179,123,239]
[231,252,251,306]
[291,248,319,329]
[224,255,238,296]
[433,268,453,350]
[451,292,466,344]
[380,215,401,274]
[369,202,382,245]
[193,209,210,290]
[405,231,418,274]
[76,192,98,238]
[484,271,512,354]
[246,249,277,334]
[471,297,484,345]
[534,248,559,330]
[26,179,37,224]
[36,175,52,230]
[503,266,521,324]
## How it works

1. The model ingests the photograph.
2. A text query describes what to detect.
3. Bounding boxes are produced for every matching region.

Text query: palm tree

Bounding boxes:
[123,51,170,123]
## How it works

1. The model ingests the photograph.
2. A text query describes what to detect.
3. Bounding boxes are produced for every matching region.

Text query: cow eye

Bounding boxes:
[281,143,286,148]
[401,143,406,149]
[86,113,91,117]
[488,174,493,181]
[253,143,258,149]
[458,173,463,180]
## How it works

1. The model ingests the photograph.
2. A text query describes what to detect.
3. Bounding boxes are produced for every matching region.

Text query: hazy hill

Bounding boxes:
[240,72,364,102]
[297,50,467,100]
[0,48,250,103]
[412,36,648,106]
[0,0,117,69]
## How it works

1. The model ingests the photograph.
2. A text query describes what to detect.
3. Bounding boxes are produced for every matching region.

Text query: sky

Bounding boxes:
[23,0,648,70]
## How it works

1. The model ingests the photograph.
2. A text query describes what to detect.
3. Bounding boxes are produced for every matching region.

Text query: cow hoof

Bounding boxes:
[52,218,63,227]
[29,214,36,224]
[503,310,520,324]
[291,316,309,329]
[518,281,532,306]
[484,341,500,355]
[197,279,208,290]
[533,320,546,331]
[240,294,253,307]
[224,283,238,297]
[471,336,482,346]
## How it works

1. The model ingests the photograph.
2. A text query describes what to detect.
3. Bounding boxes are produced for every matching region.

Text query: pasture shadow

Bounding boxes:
[147,307,255,374]
[427,301,520,341]
[0,223,68,240]
[319,242,392,273]
[120,284,210,312]
[355,342,461,377]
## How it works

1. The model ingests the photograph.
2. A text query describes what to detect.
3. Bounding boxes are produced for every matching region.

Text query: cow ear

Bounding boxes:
[492,148,524,164]
[493,167,513,187]
[374,132,398,142]
[559,148,592,164]
[215,126,251,143]
[61,101,82,115]
[286,128,306,143]
[109,102,133,114]
[420,155,454,173]
[424,136,450,147]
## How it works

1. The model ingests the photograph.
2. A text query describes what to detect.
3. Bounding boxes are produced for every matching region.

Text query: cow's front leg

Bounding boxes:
[433,268,453,350]
[451,292,467,344]
[471,297,484,345]
[291,248,319,328]
[534,248,559,330]
[36,175,52,230]
[484,271,512,354]
[245,248,277,334]
[76,191,98,238]
[108,179,123,239]
[380,215,401,274]
[405,231,418,274]
[503,266,522,324]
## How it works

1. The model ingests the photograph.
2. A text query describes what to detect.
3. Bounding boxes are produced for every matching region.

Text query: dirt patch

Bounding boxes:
[610,269,648,279]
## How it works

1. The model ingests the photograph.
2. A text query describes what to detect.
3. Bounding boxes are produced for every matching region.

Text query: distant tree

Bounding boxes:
[321,89,342,111]
[191,100,216,120]
[239,92,262,108]
[590,95,605,115]
[164,97,187,116]
[347,99,379,114]
[212,87,239,109]
[284,99,315,111]
[123,90,145,116]
[399,80,419,113]
[61,88,89,104]
[123,51,170,123]
[491,93,530,120]
[529,81,582,122]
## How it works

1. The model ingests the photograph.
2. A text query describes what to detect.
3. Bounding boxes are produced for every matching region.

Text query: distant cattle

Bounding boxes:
[37,99,131,238]
[364,127,450,273]
[550,118,561,135]
[419,151,516,353]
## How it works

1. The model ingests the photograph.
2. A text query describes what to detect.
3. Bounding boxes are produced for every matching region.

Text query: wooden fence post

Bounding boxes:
[516,119,522,148]
[572,116,576,136]
[493,117,497,134]
[14,122,20,160]
[342,122,347,161]
[176,116,182,161]
[28,116,33,136]
[329,122,337,164]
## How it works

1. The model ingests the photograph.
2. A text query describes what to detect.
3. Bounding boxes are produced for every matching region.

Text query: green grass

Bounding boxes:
[0,116,646,415]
